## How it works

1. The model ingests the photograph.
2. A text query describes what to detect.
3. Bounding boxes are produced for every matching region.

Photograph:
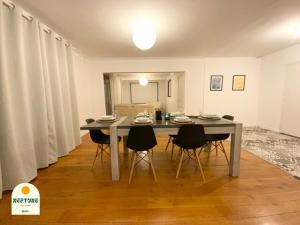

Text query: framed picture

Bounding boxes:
[167,79,172,97]
[210,75,223,91]
[232,75,246,91]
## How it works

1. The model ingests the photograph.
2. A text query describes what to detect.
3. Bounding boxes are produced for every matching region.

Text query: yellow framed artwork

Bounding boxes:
[232,75,245,91]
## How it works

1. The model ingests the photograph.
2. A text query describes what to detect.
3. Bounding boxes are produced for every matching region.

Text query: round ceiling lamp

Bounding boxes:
[139,76,149,86]
[132,21,156,50]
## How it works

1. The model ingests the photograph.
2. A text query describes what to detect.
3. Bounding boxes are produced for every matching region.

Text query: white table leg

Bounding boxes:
[229,123,243,176]
[123,136,128,154]
[110,125,120,180]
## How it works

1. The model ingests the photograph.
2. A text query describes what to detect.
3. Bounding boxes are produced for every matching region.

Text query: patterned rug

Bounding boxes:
[242,127,300,178]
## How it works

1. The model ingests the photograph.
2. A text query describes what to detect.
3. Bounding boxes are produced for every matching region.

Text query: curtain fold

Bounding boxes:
[66,49,81,146]
[0,0,3,199]
[0,0,80,197]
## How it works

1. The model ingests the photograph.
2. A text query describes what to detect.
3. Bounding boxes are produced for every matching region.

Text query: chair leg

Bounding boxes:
[92,144,101,169]
[171,142,175,160]
[130,150,134,163]
[215,141,219,156]
[151,149,154,159]
[178,147,182,156]
[176,148,185,179]
[220,141,230,166]
[194,149,205,182]
[129,151,137,184]
[198,146,204,158]
[102,145,111,156]
[100,144,104,160]
[165,136,171,151]
[147,151,157,182]
[206,142,212,160]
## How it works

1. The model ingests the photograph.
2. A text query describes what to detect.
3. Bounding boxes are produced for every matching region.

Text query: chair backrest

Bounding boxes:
[86,118,95,124]
[216,115,234,140]
[85,118,107,143]
[223,115,234,121]
[127,125,157,151]
[175,124,207,149]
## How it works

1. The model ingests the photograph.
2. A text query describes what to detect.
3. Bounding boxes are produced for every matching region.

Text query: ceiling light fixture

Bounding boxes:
[132,20,156,50]
[139,76,149,86]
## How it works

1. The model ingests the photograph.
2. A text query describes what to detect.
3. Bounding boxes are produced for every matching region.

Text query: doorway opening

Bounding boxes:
[103,72,185,116]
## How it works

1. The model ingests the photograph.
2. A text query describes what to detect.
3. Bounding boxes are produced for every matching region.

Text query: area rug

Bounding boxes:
[242,127,300,178]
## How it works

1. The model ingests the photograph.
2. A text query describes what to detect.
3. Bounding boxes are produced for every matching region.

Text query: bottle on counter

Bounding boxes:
[155,108,162,120]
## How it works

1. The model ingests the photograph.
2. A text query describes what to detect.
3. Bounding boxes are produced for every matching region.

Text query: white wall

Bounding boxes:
[259,43,300,135]
[76,57,261,127]
[280,62,300,137]
[203,58,261,126]
[73,51,105,136]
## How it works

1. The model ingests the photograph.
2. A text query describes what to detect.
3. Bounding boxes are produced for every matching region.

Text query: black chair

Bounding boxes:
[86,118,121,168]
[127,125,157,184]
[165,134,177,159]
[173,124,207,180]
[204,115,234,166]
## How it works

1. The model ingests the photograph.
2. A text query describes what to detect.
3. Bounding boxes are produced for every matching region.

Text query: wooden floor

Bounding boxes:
[1,135,300,225]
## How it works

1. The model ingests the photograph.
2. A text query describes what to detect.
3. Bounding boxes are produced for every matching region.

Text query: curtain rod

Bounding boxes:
[42,25,68,46]
[3,0,33,21]
[3,0,70,46]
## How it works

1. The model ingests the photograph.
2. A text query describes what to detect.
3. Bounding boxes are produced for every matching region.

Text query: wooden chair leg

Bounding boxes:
[213,141,217,156]
[100,144,104,160]
[130,150,134,163]
[176,148,185,179]
[129,151,137,184]
[147,151,157,182]
[220,141,230,166]
[206,142,212,160]
[178,147,182,156]
[171,142,175,160]
[92,144,101,169]
[102,145,111,156]
[198,146,204,158]
[165,136,171,151]
[194,149,205,182]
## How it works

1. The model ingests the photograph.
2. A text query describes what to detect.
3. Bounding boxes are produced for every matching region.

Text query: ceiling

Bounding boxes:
[14,0,300,58]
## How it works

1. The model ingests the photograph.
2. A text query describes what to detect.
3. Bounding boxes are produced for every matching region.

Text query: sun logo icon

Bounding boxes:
[12,183,40,215]
[21,186,30,195]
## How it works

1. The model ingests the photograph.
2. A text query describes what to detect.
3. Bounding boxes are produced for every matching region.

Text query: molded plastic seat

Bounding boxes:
[173,124,207,180]
[86,118,121,168]
[203,115,234,166]
[127,125,157,184]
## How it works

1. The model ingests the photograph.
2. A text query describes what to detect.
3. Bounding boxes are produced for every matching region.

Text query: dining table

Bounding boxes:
[80,116,243,181]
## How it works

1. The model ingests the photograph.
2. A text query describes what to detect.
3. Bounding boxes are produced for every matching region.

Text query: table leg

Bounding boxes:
[110,125,120,180]
[229,123,242,176]
[123,136,128,154]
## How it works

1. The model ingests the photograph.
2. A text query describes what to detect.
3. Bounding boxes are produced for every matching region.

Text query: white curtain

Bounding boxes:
[0,1,80,198]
